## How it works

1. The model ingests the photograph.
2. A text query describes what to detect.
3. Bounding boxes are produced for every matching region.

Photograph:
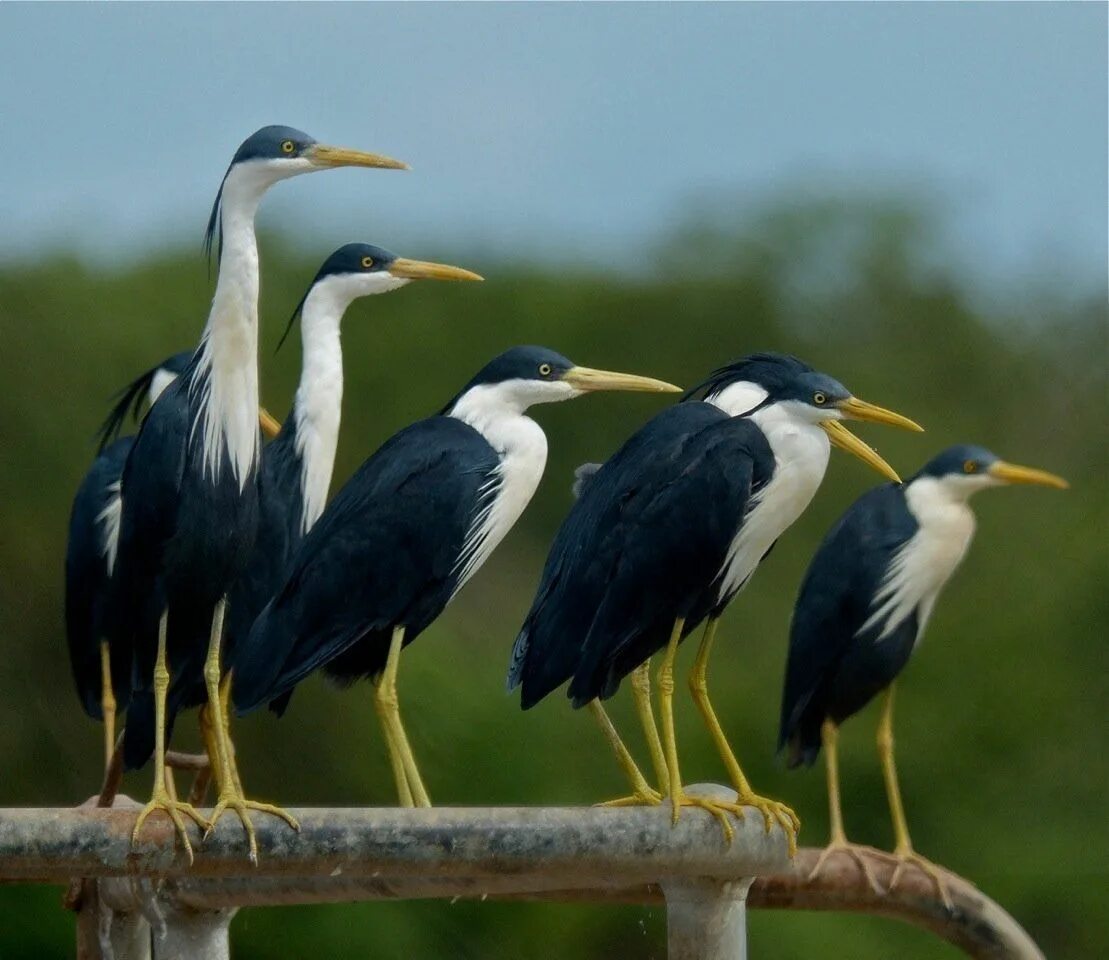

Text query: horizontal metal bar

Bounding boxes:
[0,804,788,883]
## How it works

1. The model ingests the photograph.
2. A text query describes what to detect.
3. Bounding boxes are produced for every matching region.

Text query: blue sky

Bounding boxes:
[1,3,1105,292]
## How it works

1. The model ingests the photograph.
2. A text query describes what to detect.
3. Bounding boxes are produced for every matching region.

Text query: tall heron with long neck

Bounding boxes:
[111,126,406,861]
[210,244,482,721]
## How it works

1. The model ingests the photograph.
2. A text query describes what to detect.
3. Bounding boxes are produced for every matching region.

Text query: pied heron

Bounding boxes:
[509,353,922,853]
[212,243,481,720]
[232,346,680,806]
[109,125,406,862]
[779,444,1067,903]
[66,351,190,769]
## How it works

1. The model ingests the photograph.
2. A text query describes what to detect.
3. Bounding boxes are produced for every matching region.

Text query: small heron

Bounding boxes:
[65,351,190,770]
[232,346,680,806]
[509,353,922,853]
[779,444,1067,903]
[209,243,481,723]
[109,125,406,861]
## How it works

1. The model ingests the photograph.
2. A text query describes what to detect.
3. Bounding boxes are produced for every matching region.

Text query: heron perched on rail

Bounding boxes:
[210,243,481,724]
[779,444,1067,903]
[109,125,406,862]
[67,356,281,772]
[233,346,680,806]
[509,353,923,854]
[65,351,191,770]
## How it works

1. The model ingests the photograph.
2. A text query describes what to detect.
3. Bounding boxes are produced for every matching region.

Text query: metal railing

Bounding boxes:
[0,785,1044,960]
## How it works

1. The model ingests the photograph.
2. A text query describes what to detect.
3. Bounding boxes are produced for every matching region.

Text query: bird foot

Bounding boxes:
[732,789,801,857]
[205,792,300,865]
[806,839,885,894]
[885,844,954,911]
[668,791,746,844]
[596,786,664,807]
[130,787,209,865]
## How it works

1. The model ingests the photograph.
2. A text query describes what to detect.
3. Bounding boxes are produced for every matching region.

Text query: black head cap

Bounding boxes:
[276,244,402,352]
[684,352,853,411]
[95,350,193,452]
[914,445,999,481]
[441,346,576,412]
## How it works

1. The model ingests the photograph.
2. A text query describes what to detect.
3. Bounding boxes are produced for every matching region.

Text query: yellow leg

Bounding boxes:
[205,600,299,863]
[131,610,209,862]
[806,719,881,891]
[630,659,669,794]
[591,699,662,806]
[373,626,430,807]
[99,641,116,773]
[657,618,737,842]
[687,617,800,855]
[878,684,952,909]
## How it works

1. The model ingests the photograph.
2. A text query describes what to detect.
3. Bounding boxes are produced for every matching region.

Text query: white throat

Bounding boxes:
[715,402,831,603]
[861,475,977,641]
[191,167,269,490]
[447,381,552,595]
[292,279,349,533]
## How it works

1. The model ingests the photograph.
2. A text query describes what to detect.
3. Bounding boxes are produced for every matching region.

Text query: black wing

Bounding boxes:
[567,417,767,707]
[778,483,918,767]
[233,416,499,713]
[64,437,133,717]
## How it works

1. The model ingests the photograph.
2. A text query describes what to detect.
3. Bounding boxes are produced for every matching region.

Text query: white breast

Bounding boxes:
[715,405,831,604]
[860,476,977,641]
[449,387,549,597]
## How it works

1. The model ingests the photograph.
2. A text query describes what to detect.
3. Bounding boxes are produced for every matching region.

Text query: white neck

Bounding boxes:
[862,475,977,641]
[192,167,269,489]
[715,402,831,603]
[448,381,551,595]
[292,279,350,534]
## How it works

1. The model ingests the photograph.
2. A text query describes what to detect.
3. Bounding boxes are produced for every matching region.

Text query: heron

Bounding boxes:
[66,352,281,772]
[197,243,480,746]
[66,351,191,770]
[109,125,406,862]
[508,353,923,853]
[779,444,1067,903]
[232,346,680,807]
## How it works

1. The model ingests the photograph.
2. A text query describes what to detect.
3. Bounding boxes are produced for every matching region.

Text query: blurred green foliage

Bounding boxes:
[0,197,1105,958]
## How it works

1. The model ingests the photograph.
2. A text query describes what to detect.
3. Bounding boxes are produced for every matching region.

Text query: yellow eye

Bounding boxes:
[964,460,978,474]
[361,256,374,269]
[281,140,295,154]
[538,363,552,376]
[813,392,826,405]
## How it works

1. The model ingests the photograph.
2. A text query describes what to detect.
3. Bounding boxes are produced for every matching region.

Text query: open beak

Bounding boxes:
[258,407,282,440]
[821,421,902,483]
[988,461,1069,489]
[835,396,924,433]
[388,258,484,282]
[562,367,682,394]
[306,144,409,171]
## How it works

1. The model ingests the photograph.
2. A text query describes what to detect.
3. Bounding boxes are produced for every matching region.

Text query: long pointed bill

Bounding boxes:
[821,420,902,483]
[563,367,682,394]
[258,407,282,439]
[306,144,409,170]
[836,397,924,433]
[388,258,484,282]
[988,461,1069,489]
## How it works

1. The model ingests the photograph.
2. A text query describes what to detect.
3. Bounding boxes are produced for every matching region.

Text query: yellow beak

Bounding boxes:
[988,461,1069,489]
[258,407,282,440]
[821,421,902,483]
[562,366,682,394]
[306,144,409,171]
[388,258,484,282]
[835,396,924,433]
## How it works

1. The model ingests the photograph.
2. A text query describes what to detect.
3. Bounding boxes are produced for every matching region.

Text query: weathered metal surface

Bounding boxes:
[662,878,752,960]
[0,802,1044,960]
[0,804,789,882]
